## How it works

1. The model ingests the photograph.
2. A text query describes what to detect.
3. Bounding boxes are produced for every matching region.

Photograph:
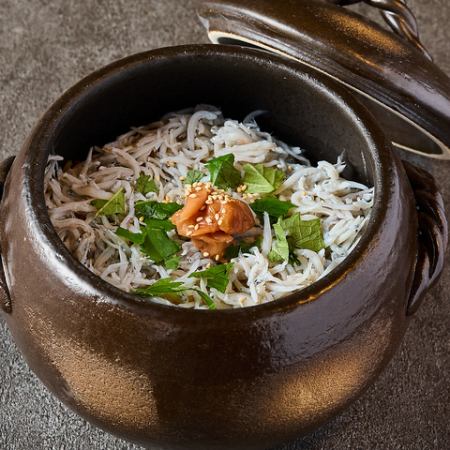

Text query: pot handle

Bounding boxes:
[402,161,448,315]
[0,156,14,314]
[329,0,432,60]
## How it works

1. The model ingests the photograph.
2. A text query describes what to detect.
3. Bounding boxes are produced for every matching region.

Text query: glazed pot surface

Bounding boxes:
[0,45,444,450]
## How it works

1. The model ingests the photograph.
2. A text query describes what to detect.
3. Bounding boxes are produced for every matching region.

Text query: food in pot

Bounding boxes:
[45,106,374,309]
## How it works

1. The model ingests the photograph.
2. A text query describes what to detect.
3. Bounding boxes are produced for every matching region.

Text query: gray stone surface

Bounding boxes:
[0,1,449,449]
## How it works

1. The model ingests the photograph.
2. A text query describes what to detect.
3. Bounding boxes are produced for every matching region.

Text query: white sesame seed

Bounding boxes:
[189,193,198,199]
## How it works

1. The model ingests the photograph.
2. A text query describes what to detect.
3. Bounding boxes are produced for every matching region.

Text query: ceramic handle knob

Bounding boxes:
[327,0,432,60]
[402,161,448,315]
[0,156,14,313]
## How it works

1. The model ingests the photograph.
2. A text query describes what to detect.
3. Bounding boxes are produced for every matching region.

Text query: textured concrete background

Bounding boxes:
[0,1,449,449]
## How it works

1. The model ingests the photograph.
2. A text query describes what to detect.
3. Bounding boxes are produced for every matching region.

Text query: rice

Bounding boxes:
[44,106,374,309]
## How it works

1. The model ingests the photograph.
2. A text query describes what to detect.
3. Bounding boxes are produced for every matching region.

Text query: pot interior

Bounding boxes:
[50,46,378,187]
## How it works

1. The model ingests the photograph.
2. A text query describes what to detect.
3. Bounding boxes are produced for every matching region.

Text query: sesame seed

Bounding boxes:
[196,216,203,222]
[188,224,195,229]
[218,219,223,226]
[214,213,220,221]
[206,217,212,224]
[194,224,199,230]
[189,193,198,199]
[187,231,193,236]
[195,186,202,192]
[215,255,220,261]
[203,252,210,257]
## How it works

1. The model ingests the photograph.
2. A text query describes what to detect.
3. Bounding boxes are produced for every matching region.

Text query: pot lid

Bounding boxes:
[198,0,450,159]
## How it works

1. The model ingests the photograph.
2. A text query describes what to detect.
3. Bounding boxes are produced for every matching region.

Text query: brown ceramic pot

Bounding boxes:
[0,45,447,450]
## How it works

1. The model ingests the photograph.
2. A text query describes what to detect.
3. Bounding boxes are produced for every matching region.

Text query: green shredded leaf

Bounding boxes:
[144,218,175,231]
[190,263,234,293]
[243,164,285,194]
[134,280,216,310]
[91,199,107,210]
[164,255,180,270]
[136,174,158,195]
[280,213,325,252]
[92,188,126,216]
[135,200,182,220]
[269,222,290,263]
[193,289,216,310]
[134,278,187,297]
[224,238,261,260]
[141,229,180,263]
[116,227,145,245]
[251,197,294,221]
[205,154,241,189]
[184,169,205,185]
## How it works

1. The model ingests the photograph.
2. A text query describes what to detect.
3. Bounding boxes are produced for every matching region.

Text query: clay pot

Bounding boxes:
[0,45,446,450]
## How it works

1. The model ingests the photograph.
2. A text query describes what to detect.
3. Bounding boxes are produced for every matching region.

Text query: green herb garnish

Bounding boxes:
[136,174,158,195]
[134,279,216,310]
[190,263,234,293]
[135,200,182,220]
[116,227,145,245]
[164,255,180,270]
[224,238,260,259]
[144,218,175,231]
[134,278,187,297]
[251,197,294,221]
[141,229,180,263]
[280,213,325,252]
[268,222,290,263]
[184,169,205,185]
[92,188,126,216]
[243,164,285,194]
[205,154,241,189]
[193,289,216,310]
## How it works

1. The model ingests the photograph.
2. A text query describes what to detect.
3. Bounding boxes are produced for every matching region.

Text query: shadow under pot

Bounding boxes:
[0,45,446,450]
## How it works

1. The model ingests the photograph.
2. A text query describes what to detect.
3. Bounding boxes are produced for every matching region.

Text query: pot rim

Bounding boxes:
[23,44,392,317]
